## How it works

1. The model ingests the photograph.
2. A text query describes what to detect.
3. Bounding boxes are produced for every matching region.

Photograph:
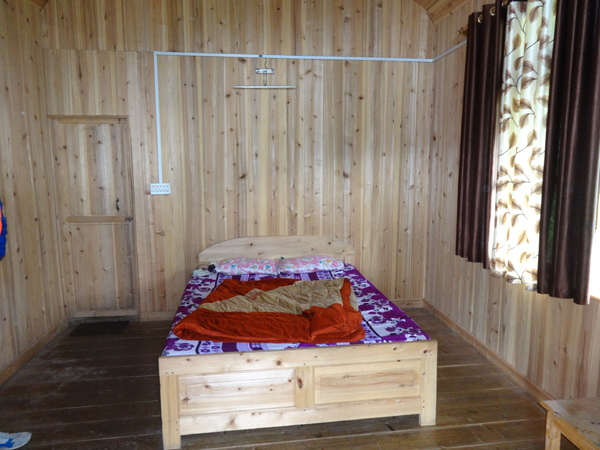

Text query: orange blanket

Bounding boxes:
[173,278,365,344]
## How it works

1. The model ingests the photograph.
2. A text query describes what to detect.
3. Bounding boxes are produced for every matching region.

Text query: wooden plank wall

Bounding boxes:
[41,0,434,318]
[427,0,600,400]
[157,56,433,309]
[0,0,67,379]
[40,0,432,58]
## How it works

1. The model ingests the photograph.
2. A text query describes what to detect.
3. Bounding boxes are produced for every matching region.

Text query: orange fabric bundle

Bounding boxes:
[173,278,365,344]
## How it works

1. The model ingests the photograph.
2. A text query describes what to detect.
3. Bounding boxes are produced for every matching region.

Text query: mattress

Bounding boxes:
[162,263,429,356]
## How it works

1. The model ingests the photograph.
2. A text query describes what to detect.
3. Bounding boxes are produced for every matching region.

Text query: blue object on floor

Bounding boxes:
[0,432,31,449]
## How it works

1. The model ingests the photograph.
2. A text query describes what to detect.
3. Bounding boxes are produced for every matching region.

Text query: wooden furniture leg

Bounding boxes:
[545,410,562,450]
[420,340,437,426]
[160,375,181,449]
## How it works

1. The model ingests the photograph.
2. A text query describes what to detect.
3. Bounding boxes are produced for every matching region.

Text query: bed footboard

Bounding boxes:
[159,340,437,450]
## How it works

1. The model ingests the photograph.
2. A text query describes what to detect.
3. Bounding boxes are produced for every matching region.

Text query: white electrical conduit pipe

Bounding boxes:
[151,40,467,194]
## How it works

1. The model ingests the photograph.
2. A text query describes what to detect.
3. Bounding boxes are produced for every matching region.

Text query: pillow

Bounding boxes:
[215,258,278,275]
[277,255,344,273]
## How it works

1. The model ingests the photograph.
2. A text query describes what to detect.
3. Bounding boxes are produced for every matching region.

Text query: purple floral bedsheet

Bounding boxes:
[162,264,429,356]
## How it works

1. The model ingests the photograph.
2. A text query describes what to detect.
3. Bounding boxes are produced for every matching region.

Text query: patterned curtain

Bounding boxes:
[489,0,556,288]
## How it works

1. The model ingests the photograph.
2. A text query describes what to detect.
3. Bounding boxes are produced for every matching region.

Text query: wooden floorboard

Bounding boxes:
[0,312,578,450]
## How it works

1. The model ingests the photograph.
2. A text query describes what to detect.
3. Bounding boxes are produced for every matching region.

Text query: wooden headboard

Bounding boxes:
[198,236,355,265]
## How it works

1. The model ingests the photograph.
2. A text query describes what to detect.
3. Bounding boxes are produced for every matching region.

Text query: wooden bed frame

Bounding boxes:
[159,236,437,449]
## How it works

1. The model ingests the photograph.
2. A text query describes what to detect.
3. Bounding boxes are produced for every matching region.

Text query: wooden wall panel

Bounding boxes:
[413,0,476,25]
[0,0,66,378]
[42,0,125,51]
[42,0,436,317]
[28,0,49,10]
[45,50,433,311]
[41,0,433,59]
[154,56,432,306]
[44,49,131,116]
[44,50,172,316]
[427,3,600,400]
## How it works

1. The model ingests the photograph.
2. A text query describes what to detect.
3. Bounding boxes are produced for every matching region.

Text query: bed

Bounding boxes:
[159,236,437,449]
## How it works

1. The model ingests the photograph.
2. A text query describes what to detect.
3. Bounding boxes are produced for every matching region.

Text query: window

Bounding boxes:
[591,186,600,300]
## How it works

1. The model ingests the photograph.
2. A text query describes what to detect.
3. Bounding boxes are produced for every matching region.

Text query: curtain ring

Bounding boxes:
[491,6,496,16]
[478,14,483,23]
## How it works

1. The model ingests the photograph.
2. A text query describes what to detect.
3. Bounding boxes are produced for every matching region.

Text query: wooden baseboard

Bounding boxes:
[71,308,139,318]
[423,299,553,403]
[391,298,424,309]
[0,315,69,386]
[140,311,176,322]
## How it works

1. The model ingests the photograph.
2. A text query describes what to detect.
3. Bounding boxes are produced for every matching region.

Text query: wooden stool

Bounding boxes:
[541,398,600,450]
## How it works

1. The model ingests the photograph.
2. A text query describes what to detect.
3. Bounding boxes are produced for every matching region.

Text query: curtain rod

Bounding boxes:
[457,0,527,37]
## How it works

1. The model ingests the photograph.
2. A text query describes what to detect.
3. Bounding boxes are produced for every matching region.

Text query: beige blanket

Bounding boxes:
[200,278,358,314]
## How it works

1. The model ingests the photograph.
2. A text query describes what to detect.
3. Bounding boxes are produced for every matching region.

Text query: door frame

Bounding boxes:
[49,115,139,319]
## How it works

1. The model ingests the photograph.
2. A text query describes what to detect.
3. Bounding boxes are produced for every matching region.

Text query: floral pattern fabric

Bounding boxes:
[215,257,278,275]
[162,264,429,356]
[490,0,556,288]
[277,255,344,273]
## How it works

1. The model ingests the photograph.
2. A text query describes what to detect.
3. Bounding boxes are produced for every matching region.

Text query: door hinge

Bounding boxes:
[125,217,134,222]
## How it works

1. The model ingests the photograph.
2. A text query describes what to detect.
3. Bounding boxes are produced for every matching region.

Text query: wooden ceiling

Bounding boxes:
[28,0,49,9]
[414,0,471,24]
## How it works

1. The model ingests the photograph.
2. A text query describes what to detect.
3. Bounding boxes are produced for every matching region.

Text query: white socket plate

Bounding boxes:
[150,183,171,195]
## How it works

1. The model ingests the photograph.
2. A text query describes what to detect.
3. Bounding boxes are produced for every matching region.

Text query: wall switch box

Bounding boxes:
[150,183,171,195]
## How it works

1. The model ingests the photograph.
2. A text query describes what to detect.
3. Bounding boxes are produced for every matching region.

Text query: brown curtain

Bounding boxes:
[538,0,600,305]
[456,1,506,268]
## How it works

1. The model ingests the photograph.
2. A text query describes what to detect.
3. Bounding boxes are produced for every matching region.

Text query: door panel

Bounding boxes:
[70,223,135,312]
[51,118,137,317]
[66,124,132,216]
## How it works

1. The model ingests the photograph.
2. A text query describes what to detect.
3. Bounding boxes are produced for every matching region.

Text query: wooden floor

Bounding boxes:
[0,309,578,450]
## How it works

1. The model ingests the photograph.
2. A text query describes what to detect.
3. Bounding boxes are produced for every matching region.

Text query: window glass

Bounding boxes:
[591,188,600,300]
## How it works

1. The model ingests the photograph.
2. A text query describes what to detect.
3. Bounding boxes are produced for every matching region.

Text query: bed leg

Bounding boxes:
[160,375,181,449]
[419,343,437,426]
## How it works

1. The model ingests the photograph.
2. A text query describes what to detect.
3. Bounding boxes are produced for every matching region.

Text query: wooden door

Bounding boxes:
[51,118,137,318]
